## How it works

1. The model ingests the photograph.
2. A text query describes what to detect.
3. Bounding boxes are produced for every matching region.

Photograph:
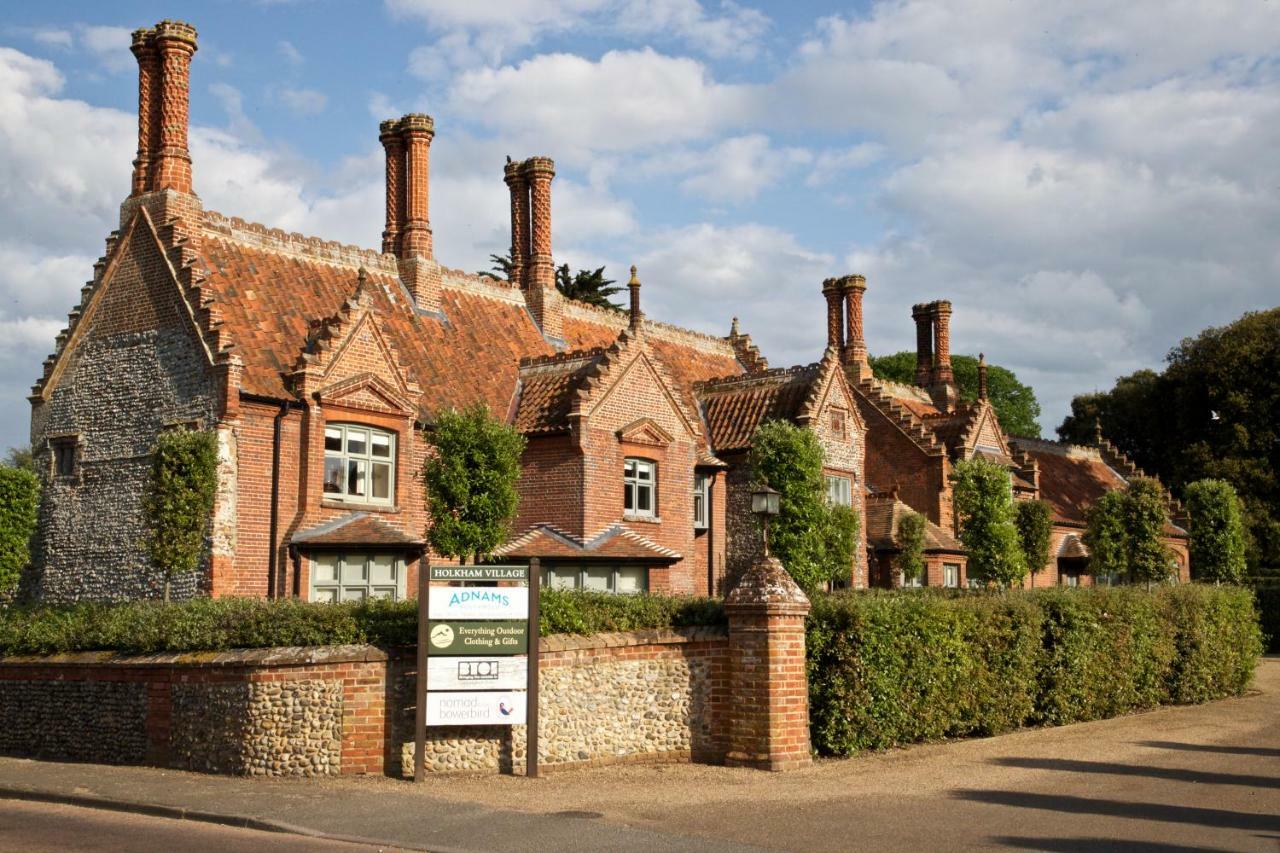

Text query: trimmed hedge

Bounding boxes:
[0,589,724,657]
[807,585,1263,756]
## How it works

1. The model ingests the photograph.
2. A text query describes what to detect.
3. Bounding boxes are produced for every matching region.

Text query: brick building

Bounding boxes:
[27,20,1185,603]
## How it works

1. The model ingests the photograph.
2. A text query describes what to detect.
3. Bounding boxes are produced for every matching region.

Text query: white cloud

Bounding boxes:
[32,29,73,50]
[79,25,133,74]
[277,39,303,65]
[640,134,811,203]
[447,49,753,161]
[276,87,328,115]
[805,143,884,188]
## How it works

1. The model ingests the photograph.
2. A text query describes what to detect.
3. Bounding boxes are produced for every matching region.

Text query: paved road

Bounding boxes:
[1,657,1276,852]
[0,799,393,852]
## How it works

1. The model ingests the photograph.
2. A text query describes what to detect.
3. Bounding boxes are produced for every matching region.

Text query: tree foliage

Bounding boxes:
[142,429,218,602]
[1083,480,1174,587]
[750,419,859,594]
[4,446,36,474]
[1015,499,1054,577]
[1058,307,1280,574]
[423,405,526,563]
[951,457,1027,586]
[894,510,927,585]
[1184,479,1247,584]
[556,264,623,310]
[476,253,514,282]
[0,467,39,595]
[869,352,1042,437]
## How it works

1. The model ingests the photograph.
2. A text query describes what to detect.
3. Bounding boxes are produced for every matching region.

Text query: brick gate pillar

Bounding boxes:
[724,553,812,771]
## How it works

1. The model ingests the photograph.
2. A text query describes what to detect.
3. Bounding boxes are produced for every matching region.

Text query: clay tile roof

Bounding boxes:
[1008,438,1129,525]
[1058,534,1089,559]
[896,396,940,419]
[695,364,821,453]
[291,513,424,547]
[864,496,963,552]
[514,349,603,434]
[493,523,682,562]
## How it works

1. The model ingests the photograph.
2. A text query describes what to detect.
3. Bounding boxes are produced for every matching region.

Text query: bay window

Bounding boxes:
[540,563,648,594]
[324,424,395,505]
[311,552,405,602]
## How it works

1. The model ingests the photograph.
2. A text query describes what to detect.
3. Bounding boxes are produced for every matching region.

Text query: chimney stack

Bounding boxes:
[912,303,933,387]
[509,156,562,341]
[150,20,198,194]
[840,274,868,379]
[379,120,404,255]
[628,265,643,331]
[928,300,958,411]
[129,28,160,197]
[504,158,530,289]
[821,278,844,353]
[381,114,442,313]
[977,352,989,401]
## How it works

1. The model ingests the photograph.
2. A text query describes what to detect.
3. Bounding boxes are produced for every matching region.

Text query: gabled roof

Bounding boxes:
[852,376,946,456]
[696,363,821,452]
[514,349,604,434]
[493,523,682,562]
[864,495,963,552]
[291,512,424,547]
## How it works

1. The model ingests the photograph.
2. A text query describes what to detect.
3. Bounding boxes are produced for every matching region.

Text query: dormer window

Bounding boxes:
[324,424,395,505]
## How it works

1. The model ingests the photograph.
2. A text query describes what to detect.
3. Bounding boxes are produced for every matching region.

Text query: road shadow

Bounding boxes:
[991,836,1231,852]
[1137,740,1280,758]
[954,790,1280,833]
[993,756,1280,789]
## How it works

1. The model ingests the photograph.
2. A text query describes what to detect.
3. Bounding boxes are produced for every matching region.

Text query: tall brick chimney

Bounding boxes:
[505,158,530,289]
[379,120,404,255]
[628,265,643,331]
[521,156,562,341]
[381,114,442,314]
[129,28,160,197]
[821,278,844,353]
[912,303,933,387]
[151,20,198,194]
[840,274,869,379]
[929,300,958,412]
[977,352,989,401]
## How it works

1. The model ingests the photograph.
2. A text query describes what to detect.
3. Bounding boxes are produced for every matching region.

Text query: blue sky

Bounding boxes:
[2,0,1278,452]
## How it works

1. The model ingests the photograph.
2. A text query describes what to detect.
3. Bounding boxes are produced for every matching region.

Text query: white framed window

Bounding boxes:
[311,552,405,602]
[324,424,395,505]
[540,564,648,594]
[825,475,852,507]
[624,458,656,518]
[693,473,710,530]
[944,563,960,589]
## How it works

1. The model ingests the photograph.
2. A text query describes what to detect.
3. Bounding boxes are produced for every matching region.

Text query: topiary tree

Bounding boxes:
[142,429,219,602]
[0,467,39,597]
[1184,478,1248,584]
[1084,490,1129,581]
[423,404,526,564]
[1127,477,1174,589]
[1015,500,1054,580]
[750,419,859,594]
[951,457,1027,587]
[894,510,927,586]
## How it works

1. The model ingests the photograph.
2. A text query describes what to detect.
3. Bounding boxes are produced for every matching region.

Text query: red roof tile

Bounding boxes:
[291,512,423,547]
[494,523,682,562]
[696,364,820,452]
[864,496,963,552]
[1009,439,1129,525]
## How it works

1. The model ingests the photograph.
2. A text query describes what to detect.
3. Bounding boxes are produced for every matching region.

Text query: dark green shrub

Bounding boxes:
[1161,584,1263,702]
[1015,500,1053,578]
[894,511,926,585]
[1184,479,1248,583]
[952,458,1026,586]
[142,429,219,601]
[539,589,724,636]
[0,467,39,595]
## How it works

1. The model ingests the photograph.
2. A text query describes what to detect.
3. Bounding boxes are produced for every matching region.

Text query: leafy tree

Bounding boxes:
[4,446,36,474]
[477,253,514,282]
[750,419,859,594]
[869,352,1042,437]
[1015,500,1054,579]
[1084,490,1130,581]
[0,467,39,595]
[951,457,1027,586]
[1126,478,1174,588]
[1184,479,1248,584]
[894,510,927,586]
[556,263,623,310]
[1058,308,1280,574]
[142,429,218,602]
[423,404,526,564]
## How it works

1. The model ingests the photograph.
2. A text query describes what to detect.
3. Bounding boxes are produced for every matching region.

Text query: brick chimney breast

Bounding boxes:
[840,274,868,379]
[504,157,530,289]
[521,156,562,341]
[912,303,933,387]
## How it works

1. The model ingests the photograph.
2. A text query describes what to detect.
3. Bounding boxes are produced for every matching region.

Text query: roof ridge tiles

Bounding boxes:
[694,361,820,392]
[202,210,399,275]
[562,298,738,357]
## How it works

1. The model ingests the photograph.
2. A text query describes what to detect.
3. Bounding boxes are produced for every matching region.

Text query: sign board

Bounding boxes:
[426,691,527,726]
[426,620,527,655]
[427,586,528,620]
[427,655,528,691]
[430,565,529,582]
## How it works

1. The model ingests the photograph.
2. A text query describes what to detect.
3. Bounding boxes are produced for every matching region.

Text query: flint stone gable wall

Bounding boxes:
[30,220,219,602]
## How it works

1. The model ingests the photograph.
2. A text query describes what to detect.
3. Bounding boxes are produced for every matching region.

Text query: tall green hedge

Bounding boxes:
[0,467,40,595]
[807,585,1263,756]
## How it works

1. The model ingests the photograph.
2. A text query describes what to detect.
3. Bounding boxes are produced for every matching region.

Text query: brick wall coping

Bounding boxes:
[539,625,727,653]
[0,644,388,669]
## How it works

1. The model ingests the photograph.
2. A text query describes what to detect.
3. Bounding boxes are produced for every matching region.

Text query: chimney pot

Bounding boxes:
[379,119,404,255]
